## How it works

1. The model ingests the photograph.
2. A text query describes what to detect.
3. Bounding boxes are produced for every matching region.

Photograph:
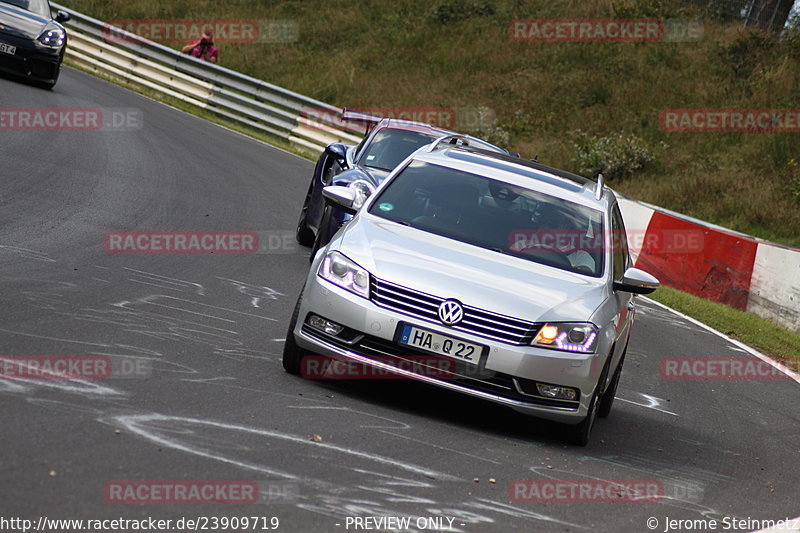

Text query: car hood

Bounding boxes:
[336,215,608,323]
[0,4,51,39]
[364,167,391,183]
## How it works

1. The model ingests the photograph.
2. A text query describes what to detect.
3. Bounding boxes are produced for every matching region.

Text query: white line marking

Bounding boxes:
[642,297,800,384]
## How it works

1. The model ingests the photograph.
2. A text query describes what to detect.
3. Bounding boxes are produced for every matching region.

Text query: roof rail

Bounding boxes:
[594,173,604,200]
[426,134,469,152]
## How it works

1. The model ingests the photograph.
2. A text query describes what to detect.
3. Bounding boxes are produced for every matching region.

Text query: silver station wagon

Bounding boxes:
[283,137,660,445]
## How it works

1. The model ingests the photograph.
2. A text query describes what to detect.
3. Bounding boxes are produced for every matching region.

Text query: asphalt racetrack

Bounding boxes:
[0,67,797,533]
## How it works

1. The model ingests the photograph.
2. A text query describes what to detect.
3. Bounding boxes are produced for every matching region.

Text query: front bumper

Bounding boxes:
[293,269,607,424]
[0,34,64,83]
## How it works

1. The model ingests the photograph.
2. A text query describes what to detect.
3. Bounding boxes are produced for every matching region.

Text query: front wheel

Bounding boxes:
[309,205,334,263]
[569,361,609,446]
[296,181,316,247]
[598,347,626,419]
[282,288,308,375]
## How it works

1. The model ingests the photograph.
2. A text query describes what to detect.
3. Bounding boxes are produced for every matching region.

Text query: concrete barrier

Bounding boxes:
[619,197,799,332]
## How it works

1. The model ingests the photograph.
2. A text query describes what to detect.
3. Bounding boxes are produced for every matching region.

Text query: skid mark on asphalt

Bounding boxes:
[108,413,583,532]
[0,245,56,262]
[579,453,731,484]
[124,267,206,296]
[616,392,679,416]
[217,276,284,308]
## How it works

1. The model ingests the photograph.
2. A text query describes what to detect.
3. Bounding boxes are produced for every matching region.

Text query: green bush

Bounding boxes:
[573,132,660,180]
[612,0,684,18]
[715,31,777,80]
[430,0,495,24]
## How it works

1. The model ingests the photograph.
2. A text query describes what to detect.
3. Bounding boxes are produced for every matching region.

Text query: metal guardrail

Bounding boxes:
[52,3,361,152]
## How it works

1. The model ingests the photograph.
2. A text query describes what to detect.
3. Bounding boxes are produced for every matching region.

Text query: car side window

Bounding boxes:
[611,204,629,281]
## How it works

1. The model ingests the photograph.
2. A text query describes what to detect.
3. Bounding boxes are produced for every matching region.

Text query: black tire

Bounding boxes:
[597,347,626,419]
[296,181,316,247]
[569,360,610,446]
[282,288,308,375]
[309,205,333,263]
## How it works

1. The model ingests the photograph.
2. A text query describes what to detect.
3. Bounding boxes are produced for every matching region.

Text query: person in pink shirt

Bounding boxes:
[181,29,219,63]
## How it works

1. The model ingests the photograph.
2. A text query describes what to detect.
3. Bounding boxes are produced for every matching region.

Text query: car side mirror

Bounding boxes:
[613,267,660,294]
[325,143,347,164]
[56,11,71,23]
[322,185,358,215]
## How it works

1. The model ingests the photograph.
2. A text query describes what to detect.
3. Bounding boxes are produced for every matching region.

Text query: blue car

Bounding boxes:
[0,0,70,89]
[295,109,513,257]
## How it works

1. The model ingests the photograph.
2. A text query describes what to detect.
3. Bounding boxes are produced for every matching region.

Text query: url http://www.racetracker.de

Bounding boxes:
[0,516,282,532]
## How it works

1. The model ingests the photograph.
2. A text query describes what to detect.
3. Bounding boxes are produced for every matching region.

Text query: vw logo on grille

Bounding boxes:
[438,299,464,326]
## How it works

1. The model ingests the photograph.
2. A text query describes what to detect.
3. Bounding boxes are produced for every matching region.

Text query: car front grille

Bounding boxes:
[370,277,539,345]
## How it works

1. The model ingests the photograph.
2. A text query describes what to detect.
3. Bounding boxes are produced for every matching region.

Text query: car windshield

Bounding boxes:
[368,160,606,276]
[0,0,50,18]
[357,128,437,171]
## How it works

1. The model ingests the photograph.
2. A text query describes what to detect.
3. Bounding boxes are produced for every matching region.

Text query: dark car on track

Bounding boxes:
[295,109,514,257]
[0,0,69,89]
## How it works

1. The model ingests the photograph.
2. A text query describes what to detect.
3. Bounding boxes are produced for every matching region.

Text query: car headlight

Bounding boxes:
[533,322,598,353]
[318,251,370,298]
[347,180,376,209]
[38,27,66,47]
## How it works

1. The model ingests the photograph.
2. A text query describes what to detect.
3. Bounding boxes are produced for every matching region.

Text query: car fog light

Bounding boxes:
[536,383,579,401]
[308,315,344,336]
